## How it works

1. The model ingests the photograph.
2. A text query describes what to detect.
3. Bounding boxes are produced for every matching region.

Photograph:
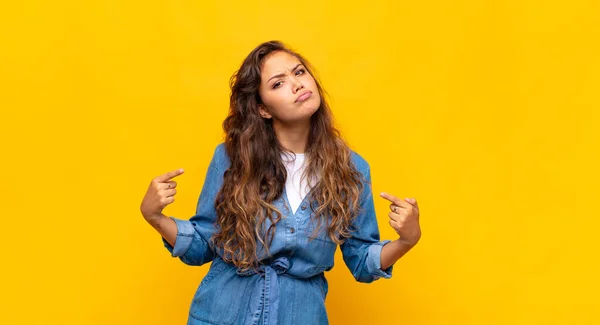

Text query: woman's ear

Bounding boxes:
[259,105,272,119]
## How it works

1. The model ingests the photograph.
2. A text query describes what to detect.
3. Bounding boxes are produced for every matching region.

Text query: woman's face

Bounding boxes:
[258,51,321,125]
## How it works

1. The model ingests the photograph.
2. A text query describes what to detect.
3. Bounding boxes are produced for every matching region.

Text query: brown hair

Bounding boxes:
[212,40,364,272]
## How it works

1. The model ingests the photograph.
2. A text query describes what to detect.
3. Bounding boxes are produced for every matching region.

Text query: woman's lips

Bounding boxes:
[296,91,312,103]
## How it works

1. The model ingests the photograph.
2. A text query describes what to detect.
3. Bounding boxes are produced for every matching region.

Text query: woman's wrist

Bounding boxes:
[144,212,166,221]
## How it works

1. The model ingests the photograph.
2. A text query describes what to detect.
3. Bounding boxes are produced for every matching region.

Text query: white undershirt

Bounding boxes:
[281,152,315,214]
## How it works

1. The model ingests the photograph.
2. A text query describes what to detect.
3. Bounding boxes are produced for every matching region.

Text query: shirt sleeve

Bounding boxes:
[340,163,394,283]
[162,144,224,266]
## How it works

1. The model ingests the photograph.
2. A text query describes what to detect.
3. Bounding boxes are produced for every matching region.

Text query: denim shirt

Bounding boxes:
[162,143,393,325]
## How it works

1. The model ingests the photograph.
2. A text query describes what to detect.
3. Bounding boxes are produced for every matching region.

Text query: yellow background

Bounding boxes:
[2,0,599,324]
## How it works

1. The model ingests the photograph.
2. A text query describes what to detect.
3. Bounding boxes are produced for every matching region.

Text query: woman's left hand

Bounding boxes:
[380,192,421,246]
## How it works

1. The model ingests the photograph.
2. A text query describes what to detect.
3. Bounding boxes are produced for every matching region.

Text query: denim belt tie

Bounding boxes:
[237,256,290,325]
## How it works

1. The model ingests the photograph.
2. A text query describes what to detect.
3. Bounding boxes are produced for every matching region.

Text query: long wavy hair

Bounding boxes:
[212,40,365,272]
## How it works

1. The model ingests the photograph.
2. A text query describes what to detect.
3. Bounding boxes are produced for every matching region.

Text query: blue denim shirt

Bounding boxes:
[163,143,393,325]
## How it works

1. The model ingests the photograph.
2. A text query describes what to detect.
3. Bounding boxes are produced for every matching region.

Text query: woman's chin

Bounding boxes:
[304,98,321,115]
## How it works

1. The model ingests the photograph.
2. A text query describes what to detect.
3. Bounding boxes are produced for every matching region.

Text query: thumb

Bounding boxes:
[405,197,419,209]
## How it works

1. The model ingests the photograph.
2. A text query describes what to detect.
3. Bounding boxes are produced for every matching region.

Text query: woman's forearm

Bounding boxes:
[380,239,417,270]
[145,214,178,247]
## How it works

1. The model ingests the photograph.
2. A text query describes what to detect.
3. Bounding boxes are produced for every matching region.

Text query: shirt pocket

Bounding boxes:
[301,218,337,272]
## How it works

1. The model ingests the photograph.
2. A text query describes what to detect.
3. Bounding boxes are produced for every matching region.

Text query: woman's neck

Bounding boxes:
[273,120,310,154]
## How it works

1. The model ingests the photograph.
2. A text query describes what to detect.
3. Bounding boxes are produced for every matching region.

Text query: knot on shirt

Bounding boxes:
[236,256,290,325]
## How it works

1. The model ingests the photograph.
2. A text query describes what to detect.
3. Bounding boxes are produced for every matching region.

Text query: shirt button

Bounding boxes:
[289,227,295,234]
[301,205,307,210]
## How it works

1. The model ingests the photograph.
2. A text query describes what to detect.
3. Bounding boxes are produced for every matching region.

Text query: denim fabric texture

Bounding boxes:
[162,143,393,325]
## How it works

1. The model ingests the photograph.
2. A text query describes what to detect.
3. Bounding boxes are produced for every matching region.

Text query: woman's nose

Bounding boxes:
[292,79,304,93]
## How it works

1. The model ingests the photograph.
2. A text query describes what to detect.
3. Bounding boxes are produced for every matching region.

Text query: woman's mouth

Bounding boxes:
[295,91,312,103]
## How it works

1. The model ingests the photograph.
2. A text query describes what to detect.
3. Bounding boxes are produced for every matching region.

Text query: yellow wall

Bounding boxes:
[2,0,599,324]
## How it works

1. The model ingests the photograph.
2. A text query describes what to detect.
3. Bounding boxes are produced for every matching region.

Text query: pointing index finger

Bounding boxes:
[157,168,185,183]
[380,192,410,208]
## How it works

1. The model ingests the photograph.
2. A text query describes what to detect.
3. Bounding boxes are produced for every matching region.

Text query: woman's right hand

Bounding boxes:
[140,168,185,221]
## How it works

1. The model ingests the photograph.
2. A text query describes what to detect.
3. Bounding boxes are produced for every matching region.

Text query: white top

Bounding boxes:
[281,152,316,214]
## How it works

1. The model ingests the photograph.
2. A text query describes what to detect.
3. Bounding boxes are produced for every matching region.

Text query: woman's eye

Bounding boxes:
[273,81,282,89]
[296,69,305,76]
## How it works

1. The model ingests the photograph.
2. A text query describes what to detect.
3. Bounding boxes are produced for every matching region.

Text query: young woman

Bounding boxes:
[140,40,421,325]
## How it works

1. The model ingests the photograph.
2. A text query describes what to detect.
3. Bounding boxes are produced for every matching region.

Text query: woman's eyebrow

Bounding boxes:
[268,64,303,82]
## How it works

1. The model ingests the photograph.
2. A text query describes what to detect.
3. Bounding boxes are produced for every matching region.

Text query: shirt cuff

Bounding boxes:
[366,240,394,280]
[162,216,196,257]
